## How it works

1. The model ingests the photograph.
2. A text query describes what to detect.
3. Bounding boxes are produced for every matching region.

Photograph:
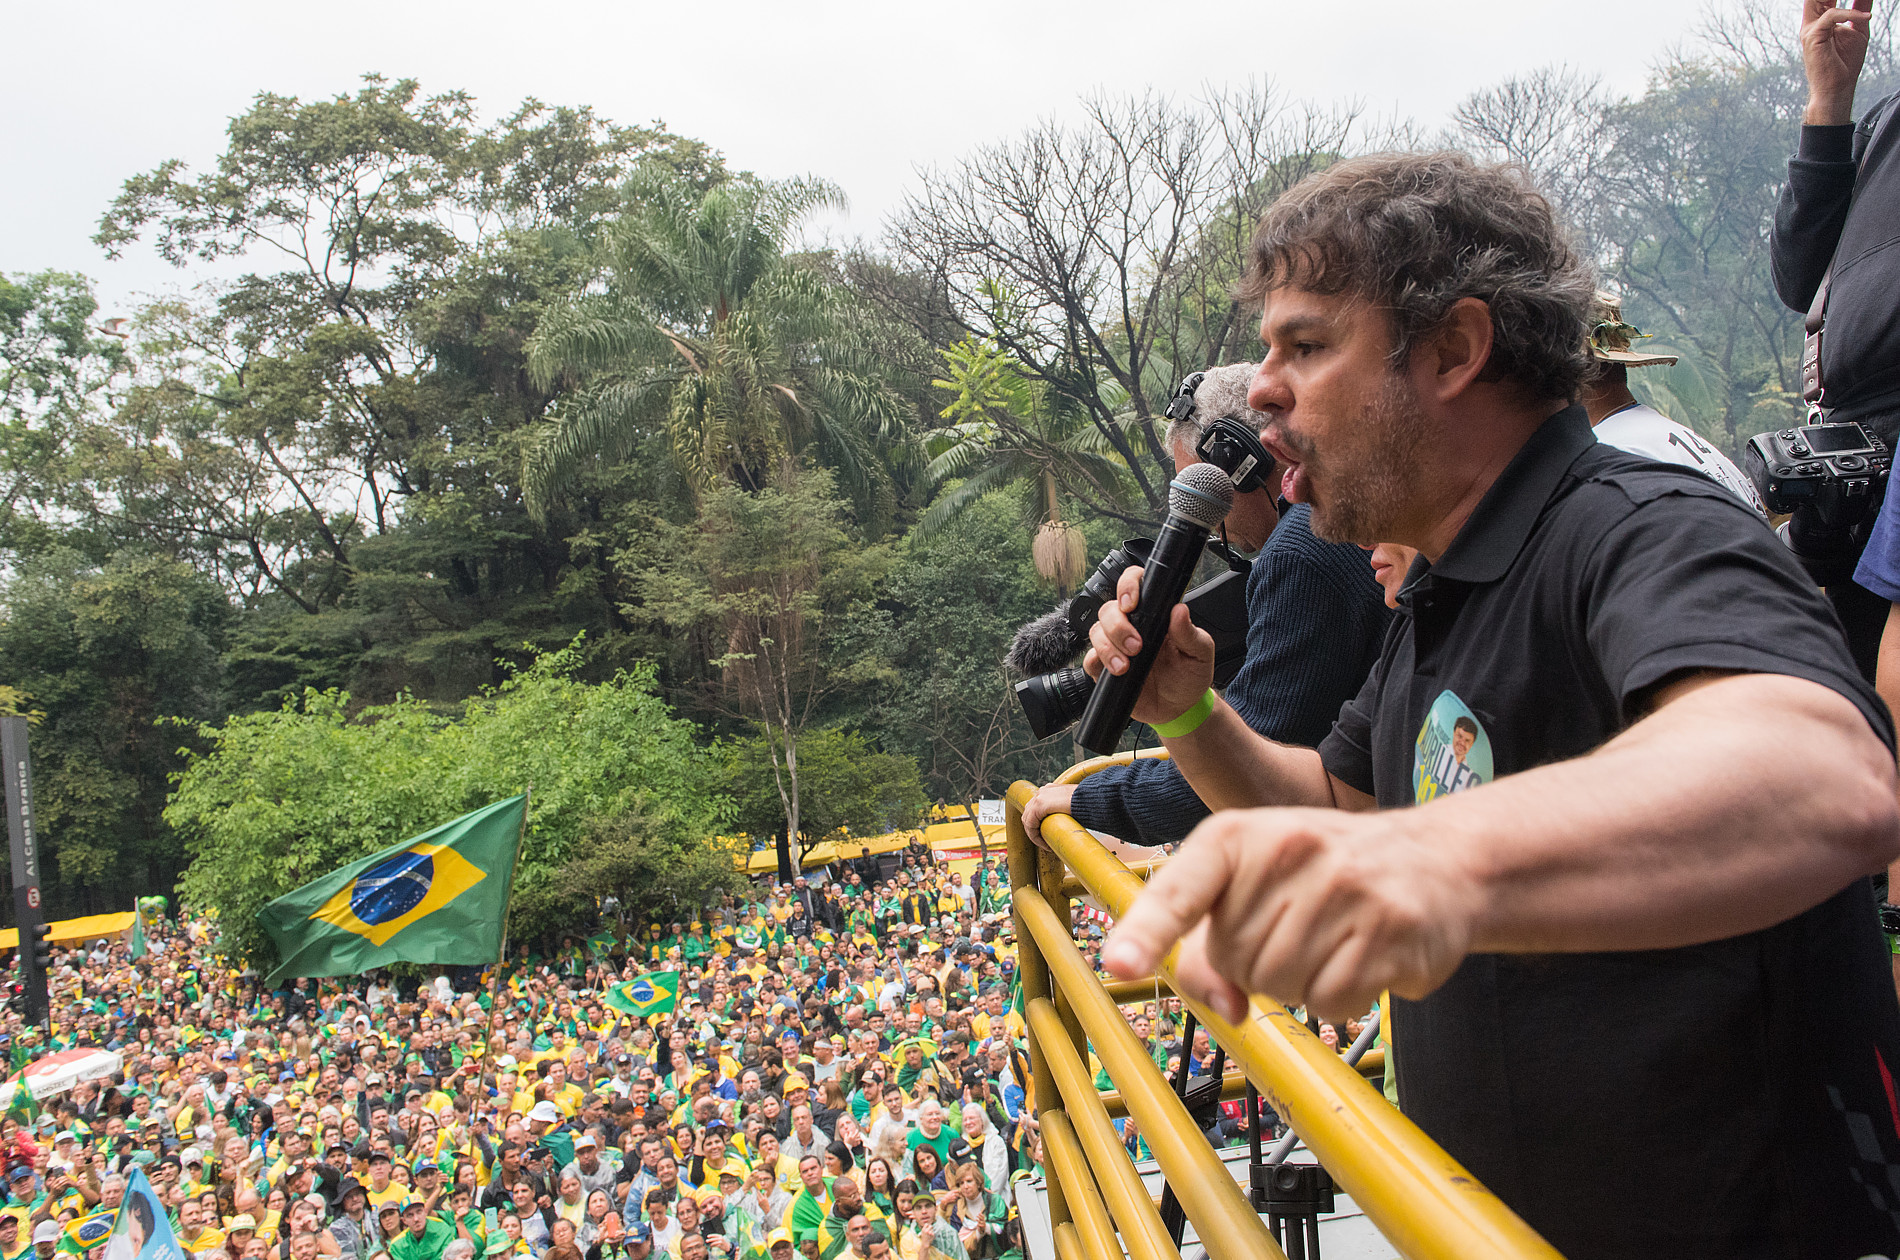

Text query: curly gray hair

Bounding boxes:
[1164,362,1268,455]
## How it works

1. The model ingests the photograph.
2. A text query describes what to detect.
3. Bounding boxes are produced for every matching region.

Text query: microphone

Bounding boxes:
[1073,463,1236,757]
[1006,605,1082,676]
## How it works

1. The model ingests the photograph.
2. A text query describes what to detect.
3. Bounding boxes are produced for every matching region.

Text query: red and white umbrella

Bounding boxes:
[13,1047,120,1100]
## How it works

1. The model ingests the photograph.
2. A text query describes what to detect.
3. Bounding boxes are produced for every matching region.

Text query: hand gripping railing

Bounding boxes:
[1009,753,1564,1260]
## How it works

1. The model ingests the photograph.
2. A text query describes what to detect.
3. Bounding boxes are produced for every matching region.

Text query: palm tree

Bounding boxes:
[524,169,912,522]
[922,334,1136,589]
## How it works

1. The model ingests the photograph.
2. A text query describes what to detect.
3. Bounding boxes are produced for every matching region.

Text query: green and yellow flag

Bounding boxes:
[604,969,681,1017]
[59,1210,114,1256]
[257,795,526,985]
[129,905,146,961]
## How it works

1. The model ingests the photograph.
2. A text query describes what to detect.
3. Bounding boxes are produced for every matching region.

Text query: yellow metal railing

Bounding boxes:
[1009,753,1564,1260]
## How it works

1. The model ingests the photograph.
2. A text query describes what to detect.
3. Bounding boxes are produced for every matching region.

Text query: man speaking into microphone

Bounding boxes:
[1020,363,1390,847]
[1091,152,1900,1259]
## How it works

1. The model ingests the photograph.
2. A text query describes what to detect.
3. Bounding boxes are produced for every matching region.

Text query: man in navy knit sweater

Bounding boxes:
[1021,363,1392,847]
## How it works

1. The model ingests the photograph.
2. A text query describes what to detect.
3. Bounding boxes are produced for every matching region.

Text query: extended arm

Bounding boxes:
[1081,567,1370,814]
[1772,0,1874,308]
[1106,671,1900,1022]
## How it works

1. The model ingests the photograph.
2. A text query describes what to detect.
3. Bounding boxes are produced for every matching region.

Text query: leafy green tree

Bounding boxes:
[166,644,733,969]
[0,549,230,915]
[84,79,720,705]
[923,328,1134,562]
[524,170,915,527]
[0,271,130,558]
[633,467,887,874]
[843,489,1113,803]
[721,728,927,863]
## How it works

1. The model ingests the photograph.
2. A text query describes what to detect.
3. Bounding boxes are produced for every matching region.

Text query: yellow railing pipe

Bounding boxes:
[1037,1109,1124,1260]
[1025,996,1182,1260]
[1102,975,1175,1003]
[1020,887,1287,1258]
[1006,792,1070,1235]
[1054,747,1171,785]
[1010,779,1564,1260]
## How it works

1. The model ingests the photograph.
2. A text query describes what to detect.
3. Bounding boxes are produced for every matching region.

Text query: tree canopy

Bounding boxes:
[166,646,735,968]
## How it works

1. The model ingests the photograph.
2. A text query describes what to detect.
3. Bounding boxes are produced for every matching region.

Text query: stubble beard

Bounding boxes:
[1307,371,1430,546]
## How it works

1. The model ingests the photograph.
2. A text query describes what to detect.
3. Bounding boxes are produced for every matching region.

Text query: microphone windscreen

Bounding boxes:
[1005,605,1083,676]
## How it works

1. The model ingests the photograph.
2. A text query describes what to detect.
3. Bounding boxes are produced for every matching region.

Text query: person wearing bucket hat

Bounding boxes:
[1581,292,1765,513]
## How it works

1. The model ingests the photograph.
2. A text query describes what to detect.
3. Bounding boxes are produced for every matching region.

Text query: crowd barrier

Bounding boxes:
[1008,751,1565,1260]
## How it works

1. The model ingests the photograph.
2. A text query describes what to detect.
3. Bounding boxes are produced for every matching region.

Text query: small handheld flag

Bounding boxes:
[257,795,527,985]
[604,970,681,1017]
[60,1210,115,1256]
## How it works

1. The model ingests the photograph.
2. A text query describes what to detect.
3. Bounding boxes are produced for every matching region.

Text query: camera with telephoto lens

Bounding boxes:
[1742,421,1892,585]
[1011,541,1250,741]
[1010,383,1275,740]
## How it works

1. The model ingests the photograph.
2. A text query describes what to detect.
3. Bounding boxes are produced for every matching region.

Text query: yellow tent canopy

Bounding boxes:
[736,815,1006,876]
[0,911,137,951]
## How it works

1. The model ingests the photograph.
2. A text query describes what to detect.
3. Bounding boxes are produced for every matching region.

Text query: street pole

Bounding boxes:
[1,717,48,1033]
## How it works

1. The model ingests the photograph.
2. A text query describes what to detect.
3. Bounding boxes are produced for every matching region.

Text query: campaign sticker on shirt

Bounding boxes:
[1413,690,1493,803]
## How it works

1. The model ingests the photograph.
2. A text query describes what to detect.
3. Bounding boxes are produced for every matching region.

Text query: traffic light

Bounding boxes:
[30,923,50,972]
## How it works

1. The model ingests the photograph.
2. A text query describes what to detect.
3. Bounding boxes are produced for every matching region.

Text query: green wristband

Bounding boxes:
[1152,689,1216,738]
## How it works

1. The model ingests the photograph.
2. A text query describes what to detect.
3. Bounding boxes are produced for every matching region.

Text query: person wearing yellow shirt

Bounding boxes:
[542,1063,584,1119]
[751,1131,801,1199]
[365,1152,409,1215]
[177,1199,227,1257]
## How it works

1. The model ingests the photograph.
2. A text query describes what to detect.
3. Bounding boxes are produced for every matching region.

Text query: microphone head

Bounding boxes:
[1006,605,1084,676]
[1169,463,1237,530]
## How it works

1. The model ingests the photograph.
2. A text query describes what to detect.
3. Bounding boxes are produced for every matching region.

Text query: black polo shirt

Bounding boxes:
[1318,405,1900,1259]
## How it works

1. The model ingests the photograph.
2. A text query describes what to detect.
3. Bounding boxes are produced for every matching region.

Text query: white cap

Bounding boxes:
[527,1101,561,1124]
[33,1223,58,1244]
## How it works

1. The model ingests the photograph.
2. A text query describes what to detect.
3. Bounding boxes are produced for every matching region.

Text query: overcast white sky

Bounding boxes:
[4,0,1725,317]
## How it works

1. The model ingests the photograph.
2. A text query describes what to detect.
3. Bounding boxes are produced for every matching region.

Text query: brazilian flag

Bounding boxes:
[59,1210,114,1256]
[257,795,526,985]
[604,969,681,1017]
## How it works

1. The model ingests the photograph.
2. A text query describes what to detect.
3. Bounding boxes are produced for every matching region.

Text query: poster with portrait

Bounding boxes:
[101,1169,183,1260]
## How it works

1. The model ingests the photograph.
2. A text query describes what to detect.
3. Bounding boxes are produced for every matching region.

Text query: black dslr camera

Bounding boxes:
[1011,542,1250,740]
[1010,372,1275,740]
[1742,421,1892,584]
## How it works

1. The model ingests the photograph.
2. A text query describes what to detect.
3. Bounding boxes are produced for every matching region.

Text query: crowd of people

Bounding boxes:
[0,840,1330,1260]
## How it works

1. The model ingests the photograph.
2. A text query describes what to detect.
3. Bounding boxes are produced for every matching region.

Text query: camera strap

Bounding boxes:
[1804,96,1900,414]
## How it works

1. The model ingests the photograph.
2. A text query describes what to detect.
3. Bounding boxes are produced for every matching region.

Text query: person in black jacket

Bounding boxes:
[1022,363,1392,847]
[1770,0,1900,676]
[1775,0,1900,1007]
[1772,0,1899,437]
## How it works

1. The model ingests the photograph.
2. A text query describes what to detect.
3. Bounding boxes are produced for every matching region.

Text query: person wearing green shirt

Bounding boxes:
[681,926,710,964]
[785,1156,832,1247]
[734,922,764,957]
[389,1201,455,1260]
[525,1102,575,1170]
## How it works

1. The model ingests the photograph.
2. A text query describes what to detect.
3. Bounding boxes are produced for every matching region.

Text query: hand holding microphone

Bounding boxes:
[1075,463,1235,755]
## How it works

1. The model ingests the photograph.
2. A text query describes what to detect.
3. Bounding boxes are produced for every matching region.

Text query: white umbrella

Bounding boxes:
[18,1047,121,1099]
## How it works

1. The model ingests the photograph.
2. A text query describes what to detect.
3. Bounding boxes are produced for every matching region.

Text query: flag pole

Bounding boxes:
[481,788,531,1060]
